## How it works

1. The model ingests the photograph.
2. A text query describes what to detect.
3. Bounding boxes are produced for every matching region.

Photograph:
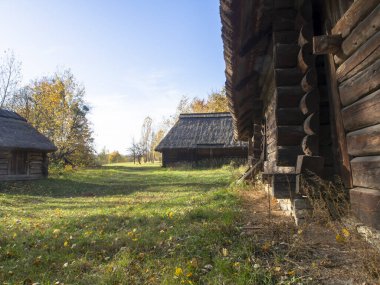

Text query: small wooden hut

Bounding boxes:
[155,112,247,167]
[0,109,56,180]
[220,0,379,228]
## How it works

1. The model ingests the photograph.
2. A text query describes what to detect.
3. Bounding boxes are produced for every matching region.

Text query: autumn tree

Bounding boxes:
[189,88,228,113]
[15,70,95,166]
[108,151,122,164]
[0,50,22,108]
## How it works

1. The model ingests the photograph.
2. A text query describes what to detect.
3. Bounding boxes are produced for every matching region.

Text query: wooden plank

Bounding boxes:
[312,35,342,55]
[341,4,380,57]
[325,52,353,188]
[339,59,380,106]
[332,0,379,38]
[277,86,304,108]
[337,31,380,82]
[277,126,304,146]
[277,146,303,166]
[347,124,380,156]
[274,44,299,68]
[350,187,380,230]
[275,68,303,86]
[341,89,380,131]
[273,31,298,44]
[276,108,305,125]
[351,156,380,189]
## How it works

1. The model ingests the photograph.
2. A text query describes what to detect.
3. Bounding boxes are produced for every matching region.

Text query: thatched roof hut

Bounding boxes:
[0,109,56,180]
[156,112,247,166]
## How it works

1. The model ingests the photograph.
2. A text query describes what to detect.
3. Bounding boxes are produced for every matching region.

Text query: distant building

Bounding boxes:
[0,109,56,180]
[155,112,247,167]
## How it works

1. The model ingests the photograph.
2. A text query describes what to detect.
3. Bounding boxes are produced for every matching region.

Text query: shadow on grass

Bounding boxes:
[0,164,228,198]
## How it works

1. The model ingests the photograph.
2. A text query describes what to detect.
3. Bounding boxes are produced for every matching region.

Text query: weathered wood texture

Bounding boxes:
[340,4,380,57]
[313,35,342,55]
[332,0,378,38]
[337,31,380,82]
[341,89,380,131]
[339,58,380,107]
[325,53,353,188]
[350,187,380,230]
[351,156,380,189]
[347,124,380,156]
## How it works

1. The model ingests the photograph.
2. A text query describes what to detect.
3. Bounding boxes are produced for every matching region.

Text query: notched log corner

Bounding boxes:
[313,35,342,55]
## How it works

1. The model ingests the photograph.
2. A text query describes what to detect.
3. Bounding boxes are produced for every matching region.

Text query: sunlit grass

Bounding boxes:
[0,163,275,284]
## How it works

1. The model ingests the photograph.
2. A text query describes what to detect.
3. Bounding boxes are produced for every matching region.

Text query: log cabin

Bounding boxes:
[220,0,380,228]
[0,109,56,180]
[155,112,247,167]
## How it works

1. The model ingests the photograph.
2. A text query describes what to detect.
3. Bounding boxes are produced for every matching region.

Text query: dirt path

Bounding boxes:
[238,187,380,284]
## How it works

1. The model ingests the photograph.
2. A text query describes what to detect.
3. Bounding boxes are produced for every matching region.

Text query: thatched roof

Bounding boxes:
[155,112,247,151]
[0,109,57,152]
[220,0,273,140]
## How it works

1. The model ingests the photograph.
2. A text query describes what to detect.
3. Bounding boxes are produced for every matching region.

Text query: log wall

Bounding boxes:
[328,0,380,229]
[0,150,46,181]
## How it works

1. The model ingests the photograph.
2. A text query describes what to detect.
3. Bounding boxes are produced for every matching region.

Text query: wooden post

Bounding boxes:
[313,35,342,55]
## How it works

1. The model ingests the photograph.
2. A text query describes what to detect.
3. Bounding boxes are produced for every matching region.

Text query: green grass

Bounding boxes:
[0,163,275,285]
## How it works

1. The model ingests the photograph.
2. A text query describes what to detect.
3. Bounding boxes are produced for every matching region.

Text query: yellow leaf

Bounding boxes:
[64,241,69,247]
[288,270,295,276]
[342,228,350,238]
[335,233,346,243]
[186,272,193,277]
[222,248,228,257]
[167,211,174,219]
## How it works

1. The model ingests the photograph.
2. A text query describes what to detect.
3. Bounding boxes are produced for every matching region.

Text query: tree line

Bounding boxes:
[0,51,95,167]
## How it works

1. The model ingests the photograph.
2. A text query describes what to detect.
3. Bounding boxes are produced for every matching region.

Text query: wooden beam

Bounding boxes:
[339,59,380,107]
[341,4,380,57]
[332,0,379,38]
[275,68,303,86]
[351,156,380,189]
[347,124,380,156]
[312,35,342,55]
[274,44,299,68]
[325,53,353,188]
[337,31,380,82]
[341,89,380,131]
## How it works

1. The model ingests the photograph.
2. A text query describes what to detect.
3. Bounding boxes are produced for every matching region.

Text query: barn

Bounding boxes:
[220,0,380,228]
[0,109,56,180]
[155,112,247,167]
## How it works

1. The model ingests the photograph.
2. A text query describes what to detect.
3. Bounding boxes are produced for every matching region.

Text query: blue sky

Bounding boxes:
[0,0,225,153]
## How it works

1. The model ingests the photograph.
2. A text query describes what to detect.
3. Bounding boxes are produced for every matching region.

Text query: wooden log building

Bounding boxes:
[220,0,380,228]
[155,112,247,167]
[0,109,56,180]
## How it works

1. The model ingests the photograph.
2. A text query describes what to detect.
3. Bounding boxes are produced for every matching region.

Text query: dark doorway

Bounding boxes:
[10,151,28,175]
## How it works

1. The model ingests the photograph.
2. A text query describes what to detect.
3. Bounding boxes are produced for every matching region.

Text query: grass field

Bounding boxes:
[0,163,277,285]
